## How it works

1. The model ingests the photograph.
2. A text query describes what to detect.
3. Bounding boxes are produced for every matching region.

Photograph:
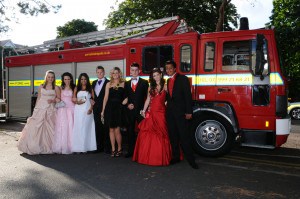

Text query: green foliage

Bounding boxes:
[269,0,300,97]
[0,0,61,32]
[104,0,238,33]
[56,19,98,38]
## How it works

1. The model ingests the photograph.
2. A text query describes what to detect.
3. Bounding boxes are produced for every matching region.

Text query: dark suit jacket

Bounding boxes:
[125,77,149,117]
[167,74,192,115]
[92,78,109,114]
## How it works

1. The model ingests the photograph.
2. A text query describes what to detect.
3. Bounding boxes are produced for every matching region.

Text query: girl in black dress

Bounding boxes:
[101,67,127,157]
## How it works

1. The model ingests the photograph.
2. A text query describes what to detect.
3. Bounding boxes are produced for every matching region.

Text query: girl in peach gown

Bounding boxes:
[52,72,75,154]
[18,70,60,155]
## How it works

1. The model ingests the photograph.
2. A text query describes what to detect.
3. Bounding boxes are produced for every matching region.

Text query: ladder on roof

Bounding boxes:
[16,16,188,54]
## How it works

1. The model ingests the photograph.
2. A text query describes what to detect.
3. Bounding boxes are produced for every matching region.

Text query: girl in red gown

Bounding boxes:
[133,68,172,166]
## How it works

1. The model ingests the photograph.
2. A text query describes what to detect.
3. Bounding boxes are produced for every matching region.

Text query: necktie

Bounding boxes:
[168,76,175,97]
[132,82,137,92]
[132,77,137,81]
[98,80,102,85]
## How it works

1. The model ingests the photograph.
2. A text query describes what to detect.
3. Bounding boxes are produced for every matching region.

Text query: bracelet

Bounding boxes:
[140,110,145,115]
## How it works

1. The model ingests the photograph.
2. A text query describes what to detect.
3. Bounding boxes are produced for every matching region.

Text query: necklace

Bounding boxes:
[114,83,120,90]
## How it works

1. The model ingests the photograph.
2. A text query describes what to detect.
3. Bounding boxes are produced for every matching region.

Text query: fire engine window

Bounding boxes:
[204,42,215,71]
[180,45,192,72]
[222,40,251,71]
[143,45,173,73]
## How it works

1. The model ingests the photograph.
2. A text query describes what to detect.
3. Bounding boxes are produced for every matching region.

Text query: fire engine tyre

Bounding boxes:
[192,114,235,157]
[290,108,300,120]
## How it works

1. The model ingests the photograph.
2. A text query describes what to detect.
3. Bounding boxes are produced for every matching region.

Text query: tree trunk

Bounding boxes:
[216,0,231,32]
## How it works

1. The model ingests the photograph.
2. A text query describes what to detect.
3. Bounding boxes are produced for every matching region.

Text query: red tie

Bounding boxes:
[168,75,176,97]
[132,82,137,92]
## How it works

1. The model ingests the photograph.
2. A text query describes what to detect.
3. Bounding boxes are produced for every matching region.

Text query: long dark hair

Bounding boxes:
[61,72,75,91]
[149,68,165,96]
[76,73,92,93]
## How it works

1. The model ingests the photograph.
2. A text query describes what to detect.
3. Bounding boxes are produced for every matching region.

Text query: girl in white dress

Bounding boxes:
[72,73,96,153]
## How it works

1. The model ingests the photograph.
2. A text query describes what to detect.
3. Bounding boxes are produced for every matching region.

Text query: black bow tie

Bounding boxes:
[132,78,137,81]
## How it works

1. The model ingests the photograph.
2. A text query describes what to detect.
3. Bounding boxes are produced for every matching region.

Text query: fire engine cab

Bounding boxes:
[3,16,291,156]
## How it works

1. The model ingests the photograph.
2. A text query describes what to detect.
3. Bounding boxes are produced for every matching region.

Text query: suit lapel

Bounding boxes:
[92,80,96,89]
[167,78,170,96]
[135,78,142,92]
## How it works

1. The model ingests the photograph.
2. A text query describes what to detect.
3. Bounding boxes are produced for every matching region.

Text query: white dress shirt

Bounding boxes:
[95,78,105,97]
[131,76,139,87]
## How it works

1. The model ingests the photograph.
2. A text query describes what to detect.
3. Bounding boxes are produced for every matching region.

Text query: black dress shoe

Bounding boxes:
[125,153,132,158]
[188,161,199,169]
[170,158,180,165]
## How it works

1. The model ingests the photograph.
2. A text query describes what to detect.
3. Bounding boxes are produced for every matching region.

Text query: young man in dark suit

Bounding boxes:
[165,60,199,169]
[124,62,149,158]
[92,66,110,153]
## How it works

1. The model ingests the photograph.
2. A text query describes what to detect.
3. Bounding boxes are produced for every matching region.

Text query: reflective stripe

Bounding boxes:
[9,73,284,87]
[34,80,62,86]
[270,72,284,85]
[9,80,31,87]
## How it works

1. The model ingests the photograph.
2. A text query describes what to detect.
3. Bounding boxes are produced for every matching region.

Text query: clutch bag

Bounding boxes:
[55,101,66,108]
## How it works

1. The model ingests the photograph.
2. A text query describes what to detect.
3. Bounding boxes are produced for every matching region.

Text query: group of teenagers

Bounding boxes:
[17,60,199,169]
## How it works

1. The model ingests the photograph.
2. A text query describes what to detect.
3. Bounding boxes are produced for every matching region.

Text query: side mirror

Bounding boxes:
[255,34,267,79]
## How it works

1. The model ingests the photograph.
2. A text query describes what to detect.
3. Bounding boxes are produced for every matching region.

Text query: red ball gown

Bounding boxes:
[133,90,172,166]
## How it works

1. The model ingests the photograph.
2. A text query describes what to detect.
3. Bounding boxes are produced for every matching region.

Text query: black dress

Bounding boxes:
[105,87,126,128]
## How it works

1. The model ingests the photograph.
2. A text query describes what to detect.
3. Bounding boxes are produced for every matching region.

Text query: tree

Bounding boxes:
[56,19,98,38]
[216,0,231,32]
[104,0,238,33]
[269,0,300,98]
[0,0,61,32]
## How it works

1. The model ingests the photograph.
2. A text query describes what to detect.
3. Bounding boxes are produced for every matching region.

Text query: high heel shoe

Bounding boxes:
[111,150,116,157]
[115,149,122,157]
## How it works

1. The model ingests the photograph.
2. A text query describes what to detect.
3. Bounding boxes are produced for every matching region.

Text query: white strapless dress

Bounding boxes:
[72,91,96,152]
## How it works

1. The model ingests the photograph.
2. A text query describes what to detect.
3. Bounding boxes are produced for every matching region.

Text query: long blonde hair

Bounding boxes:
[110,67,125,85]
[42,70,56,90]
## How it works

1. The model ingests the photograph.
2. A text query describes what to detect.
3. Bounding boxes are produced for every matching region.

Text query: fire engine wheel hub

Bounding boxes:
[195,120,227,151]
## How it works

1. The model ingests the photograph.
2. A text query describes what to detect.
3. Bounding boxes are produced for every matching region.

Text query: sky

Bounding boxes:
[0,0,273,46]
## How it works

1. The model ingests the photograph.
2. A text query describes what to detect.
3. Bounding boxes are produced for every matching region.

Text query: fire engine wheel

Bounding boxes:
[192,114,234,157]
[290,108,300,120]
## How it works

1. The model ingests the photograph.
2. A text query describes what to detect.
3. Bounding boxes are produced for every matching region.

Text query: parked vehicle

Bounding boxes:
[288,102,300,120]
[3,16,291,156]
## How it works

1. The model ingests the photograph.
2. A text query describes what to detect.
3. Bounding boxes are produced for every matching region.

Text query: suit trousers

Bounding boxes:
[127,109,143,154]
[166,108,195,164]
[94,110,110,152]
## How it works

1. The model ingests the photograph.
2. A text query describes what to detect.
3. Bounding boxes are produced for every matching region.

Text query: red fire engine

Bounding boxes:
[3,16,291,156]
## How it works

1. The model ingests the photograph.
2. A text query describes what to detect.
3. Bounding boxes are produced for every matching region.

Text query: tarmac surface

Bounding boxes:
[0,120,299,198]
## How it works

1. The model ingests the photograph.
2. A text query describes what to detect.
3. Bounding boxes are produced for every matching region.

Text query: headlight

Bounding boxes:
[0,113,6,117]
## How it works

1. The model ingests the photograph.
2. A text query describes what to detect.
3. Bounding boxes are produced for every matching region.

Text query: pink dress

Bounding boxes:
[18,88,56,155]
[52,89,75,154]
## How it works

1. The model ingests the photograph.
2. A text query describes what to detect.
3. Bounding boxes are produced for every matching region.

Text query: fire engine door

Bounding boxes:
[197,40,217,101]
[215,38,253,114]
[216,35,272,129]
